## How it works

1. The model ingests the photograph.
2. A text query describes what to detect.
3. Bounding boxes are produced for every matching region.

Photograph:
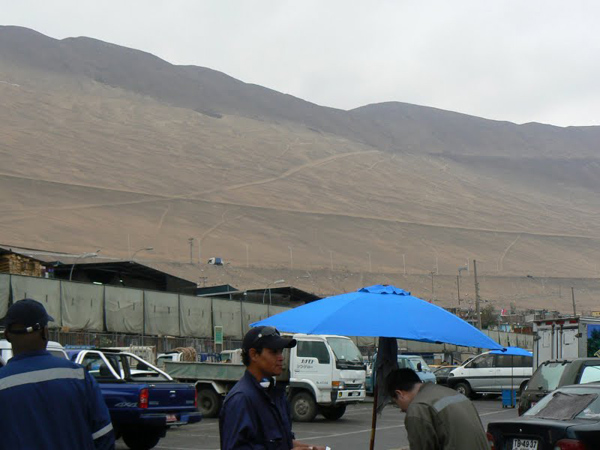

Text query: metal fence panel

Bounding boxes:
[10,275,61,327]
[0,274,9,318]
[212,298,242,340]
[145,291,180,336]
[60,281,104,331]
[242,302,270,334]
[105,286,144,334]
[180,295,212,338]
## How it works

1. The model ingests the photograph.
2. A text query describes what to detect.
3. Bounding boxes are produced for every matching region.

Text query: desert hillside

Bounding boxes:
[2,25,600,313]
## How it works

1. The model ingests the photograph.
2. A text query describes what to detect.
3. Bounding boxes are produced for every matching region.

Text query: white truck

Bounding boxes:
[164,333,366,422]
[533,316,600,368]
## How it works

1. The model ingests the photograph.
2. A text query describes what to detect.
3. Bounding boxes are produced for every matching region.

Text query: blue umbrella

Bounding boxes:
[253,284,501,450]
[252,284,502,350]
[491,346,532,356]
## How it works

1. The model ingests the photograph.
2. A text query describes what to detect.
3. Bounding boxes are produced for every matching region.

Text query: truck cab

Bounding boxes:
[286,334,366,422]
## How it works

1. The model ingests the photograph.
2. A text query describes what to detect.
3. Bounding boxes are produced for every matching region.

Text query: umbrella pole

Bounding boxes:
[369,387,378,450]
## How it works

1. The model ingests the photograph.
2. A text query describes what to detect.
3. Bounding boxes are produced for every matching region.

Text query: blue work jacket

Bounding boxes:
[220,370,295,450]
[0,350,115,450]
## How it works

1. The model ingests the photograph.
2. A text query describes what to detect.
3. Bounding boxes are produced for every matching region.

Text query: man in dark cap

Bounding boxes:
[386,368,489,450]
[0,298,115,450]
[220,326,326,450]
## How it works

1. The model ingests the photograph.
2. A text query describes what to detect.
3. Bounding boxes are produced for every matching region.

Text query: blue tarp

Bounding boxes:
[252,284,502,349]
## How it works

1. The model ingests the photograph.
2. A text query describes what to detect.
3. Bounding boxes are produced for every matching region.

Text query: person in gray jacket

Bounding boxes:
[386,368,489,450]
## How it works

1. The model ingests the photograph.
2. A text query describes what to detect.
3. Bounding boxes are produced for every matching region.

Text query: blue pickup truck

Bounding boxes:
[69,348,201,450]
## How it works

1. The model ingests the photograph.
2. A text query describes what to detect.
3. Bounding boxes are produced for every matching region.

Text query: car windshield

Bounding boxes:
[525,388,600,420]
[528,362,568,391]
[408,356,432,372]
[326,337,363,362]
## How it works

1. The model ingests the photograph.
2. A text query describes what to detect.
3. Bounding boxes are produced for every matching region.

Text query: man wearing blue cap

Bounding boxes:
[0,298,115,450]
[220,326,327,450]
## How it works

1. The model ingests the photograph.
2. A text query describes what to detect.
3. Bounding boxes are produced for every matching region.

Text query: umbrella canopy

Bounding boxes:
[252,284,502,350]
[491,346,532,357]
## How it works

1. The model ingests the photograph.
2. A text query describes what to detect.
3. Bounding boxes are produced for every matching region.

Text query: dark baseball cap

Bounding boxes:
[5,298,54,333]
[243,326,296,351]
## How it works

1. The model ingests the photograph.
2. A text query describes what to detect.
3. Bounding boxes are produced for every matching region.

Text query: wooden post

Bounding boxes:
[369,387,379,450]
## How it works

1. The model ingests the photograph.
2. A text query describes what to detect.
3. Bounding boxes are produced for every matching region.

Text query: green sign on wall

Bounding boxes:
[214,326,223,345]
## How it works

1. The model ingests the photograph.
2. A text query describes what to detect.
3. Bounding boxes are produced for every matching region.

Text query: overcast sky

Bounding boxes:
[3,1,600,126]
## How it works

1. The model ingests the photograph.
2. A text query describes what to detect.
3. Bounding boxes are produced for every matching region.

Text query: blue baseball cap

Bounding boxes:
[5,298,54,333]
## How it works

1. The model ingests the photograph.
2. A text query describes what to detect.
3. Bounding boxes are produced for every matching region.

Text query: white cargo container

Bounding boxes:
[532,317,600,368]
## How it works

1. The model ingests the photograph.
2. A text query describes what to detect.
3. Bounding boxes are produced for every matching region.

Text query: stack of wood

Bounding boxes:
[0,254,45,277]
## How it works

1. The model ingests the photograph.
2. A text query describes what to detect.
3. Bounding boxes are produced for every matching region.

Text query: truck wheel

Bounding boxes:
[290,392,318,422]
[320,404,346,420]
[454,382,472,398]
[122,430,162,450]
[198,388,222,418]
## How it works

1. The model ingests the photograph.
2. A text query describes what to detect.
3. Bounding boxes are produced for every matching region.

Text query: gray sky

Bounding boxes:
[3,1,600,126]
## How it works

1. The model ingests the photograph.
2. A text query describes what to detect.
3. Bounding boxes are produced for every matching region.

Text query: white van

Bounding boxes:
[447,351,533,397]
[0,339,68,365]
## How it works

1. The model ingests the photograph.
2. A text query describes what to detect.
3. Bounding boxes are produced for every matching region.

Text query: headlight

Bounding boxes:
[332,381,346,389]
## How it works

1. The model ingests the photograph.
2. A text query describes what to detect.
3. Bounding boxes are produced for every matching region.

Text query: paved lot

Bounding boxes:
[116,397,518,450]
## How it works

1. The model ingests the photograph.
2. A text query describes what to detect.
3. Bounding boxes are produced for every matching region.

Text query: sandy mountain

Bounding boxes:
[2,25,600,313]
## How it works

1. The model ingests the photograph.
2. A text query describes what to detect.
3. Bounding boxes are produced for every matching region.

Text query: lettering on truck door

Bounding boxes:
[293,340,332,392]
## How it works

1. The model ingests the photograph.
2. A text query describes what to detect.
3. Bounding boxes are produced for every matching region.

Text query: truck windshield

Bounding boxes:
[326,337,363,368]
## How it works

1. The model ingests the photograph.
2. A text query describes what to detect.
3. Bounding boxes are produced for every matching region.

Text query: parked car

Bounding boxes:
[487,384,600,450]
[70,348,201,450]
[433,365,458,386]
[448,350,532,398]
[0,339,68,363]
[519,357,600,415]
[366,354,436,394]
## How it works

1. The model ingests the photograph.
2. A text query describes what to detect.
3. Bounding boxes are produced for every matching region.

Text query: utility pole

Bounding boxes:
[288,246,293,270]
[457,266,467,306]
[367,252,372,273]
[430,271,435,302]
[571,287,577,317]
[188,238,194,264]
[473,259,482,329]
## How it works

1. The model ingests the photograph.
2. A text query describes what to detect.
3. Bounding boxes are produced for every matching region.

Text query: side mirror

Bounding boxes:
[417,362,423,372]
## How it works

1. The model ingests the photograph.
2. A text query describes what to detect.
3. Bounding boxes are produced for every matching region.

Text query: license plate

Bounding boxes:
[512,438,538,450]
[166,414,177,423]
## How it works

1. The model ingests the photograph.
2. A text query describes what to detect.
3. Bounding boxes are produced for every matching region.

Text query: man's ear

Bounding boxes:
[248,348,257,361]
